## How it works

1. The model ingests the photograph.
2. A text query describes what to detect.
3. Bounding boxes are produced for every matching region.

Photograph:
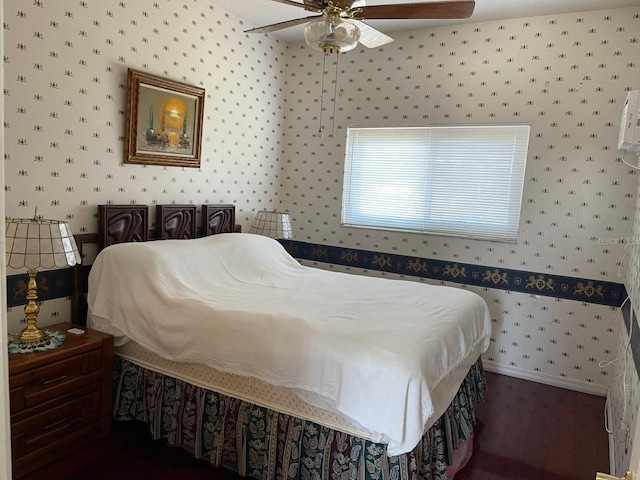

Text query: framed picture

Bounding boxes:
[124,69,205,168]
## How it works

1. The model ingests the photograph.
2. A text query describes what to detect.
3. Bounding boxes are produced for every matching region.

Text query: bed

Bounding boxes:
[79,204,491,480]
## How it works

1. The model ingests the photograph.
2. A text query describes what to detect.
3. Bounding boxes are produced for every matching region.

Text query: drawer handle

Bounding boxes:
[43,419,67,431]
[42,375,67,386]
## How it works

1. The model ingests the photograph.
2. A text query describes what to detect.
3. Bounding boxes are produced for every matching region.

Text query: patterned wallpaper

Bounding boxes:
[282,7,639,279]
[2,0,287,232]
[2,0,287,330]
[3,0,640,421]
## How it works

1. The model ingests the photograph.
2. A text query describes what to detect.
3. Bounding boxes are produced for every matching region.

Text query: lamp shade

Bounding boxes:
[249,210,293,239]
[5,217,81,269]
[304,17,360,54]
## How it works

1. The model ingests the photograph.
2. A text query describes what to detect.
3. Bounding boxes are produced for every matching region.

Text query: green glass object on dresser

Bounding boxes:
[8,322,114,479]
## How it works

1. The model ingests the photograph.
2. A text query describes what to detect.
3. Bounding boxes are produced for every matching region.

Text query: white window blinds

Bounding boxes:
[342,125,530,243]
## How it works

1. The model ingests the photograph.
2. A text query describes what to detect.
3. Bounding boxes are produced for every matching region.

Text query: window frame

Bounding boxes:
[341,124,531,243]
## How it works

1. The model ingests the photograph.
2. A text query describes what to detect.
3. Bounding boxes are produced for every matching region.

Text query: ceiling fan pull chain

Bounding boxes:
[316,52,328,138]
[331,52,340,138]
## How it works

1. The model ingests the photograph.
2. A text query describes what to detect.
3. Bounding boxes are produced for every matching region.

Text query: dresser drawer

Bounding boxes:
[9,348,103,415]
[11,386,101,458]
[11,385,103,480]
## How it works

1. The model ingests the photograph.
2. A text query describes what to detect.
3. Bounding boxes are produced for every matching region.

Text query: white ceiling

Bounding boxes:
[213,0,640,44]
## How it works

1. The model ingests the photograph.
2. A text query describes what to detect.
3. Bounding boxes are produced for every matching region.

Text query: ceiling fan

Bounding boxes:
[245,0,475,54]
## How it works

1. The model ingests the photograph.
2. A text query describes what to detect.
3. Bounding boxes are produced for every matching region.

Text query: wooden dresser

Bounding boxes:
[8,322,114,479]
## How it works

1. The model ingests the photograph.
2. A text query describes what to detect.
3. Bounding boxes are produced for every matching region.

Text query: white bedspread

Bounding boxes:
[88,233,491,456]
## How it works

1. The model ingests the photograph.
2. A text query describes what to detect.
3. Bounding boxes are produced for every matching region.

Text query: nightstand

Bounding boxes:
[8,322,114,479]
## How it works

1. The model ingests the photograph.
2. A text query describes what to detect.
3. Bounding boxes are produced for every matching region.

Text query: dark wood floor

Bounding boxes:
[26,372,610,480]
[455,372,610,480]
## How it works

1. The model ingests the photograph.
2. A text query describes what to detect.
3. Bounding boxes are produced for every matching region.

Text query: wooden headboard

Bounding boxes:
[72,203,237,325]
[98,204,149,250]
[156,204,196,240]
[202,203,235,237]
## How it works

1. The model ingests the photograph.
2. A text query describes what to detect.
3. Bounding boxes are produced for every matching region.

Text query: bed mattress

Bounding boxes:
[115,338,486,445]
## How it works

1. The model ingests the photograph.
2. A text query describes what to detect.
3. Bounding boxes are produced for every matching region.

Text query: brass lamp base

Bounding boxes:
[7,269,65,354]
[17,324,49,344]
[18,268,51,344]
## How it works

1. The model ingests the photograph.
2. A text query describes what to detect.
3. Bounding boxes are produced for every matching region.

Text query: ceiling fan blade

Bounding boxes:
[245,15,321,33]
[354,1,475,20]
[333,0,358,9]
[303,0,327,9]
[353,20,394,48]
[269,0,313,9]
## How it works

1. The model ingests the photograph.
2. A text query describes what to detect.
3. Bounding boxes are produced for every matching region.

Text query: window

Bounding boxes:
[341,125,530,243]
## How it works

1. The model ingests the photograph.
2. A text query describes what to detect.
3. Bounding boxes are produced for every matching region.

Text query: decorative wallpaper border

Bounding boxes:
[6,267,75,308]
[6,240,626,309]
[279,240,627,308]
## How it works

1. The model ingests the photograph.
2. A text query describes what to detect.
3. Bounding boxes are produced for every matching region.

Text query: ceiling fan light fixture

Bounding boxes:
[304,17,360,54]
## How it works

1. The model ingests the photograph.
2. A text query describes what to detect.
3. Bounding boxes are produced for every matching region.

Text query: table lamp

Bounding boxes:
[249,209,293,239]
[5,215,81,352]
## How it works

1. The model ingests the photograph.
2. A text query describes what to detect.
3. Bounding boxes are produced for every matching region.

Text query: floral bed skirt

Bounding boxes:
[113,356,486,480]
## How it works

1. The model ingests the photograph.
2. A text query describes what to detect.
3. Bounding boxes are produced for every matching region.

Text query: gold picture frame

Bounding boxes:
[124,69,205,168]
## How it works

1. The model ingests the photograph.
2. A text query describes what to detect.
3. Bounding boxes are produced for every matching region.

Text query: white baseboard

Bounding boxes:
[482,360,609,396]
